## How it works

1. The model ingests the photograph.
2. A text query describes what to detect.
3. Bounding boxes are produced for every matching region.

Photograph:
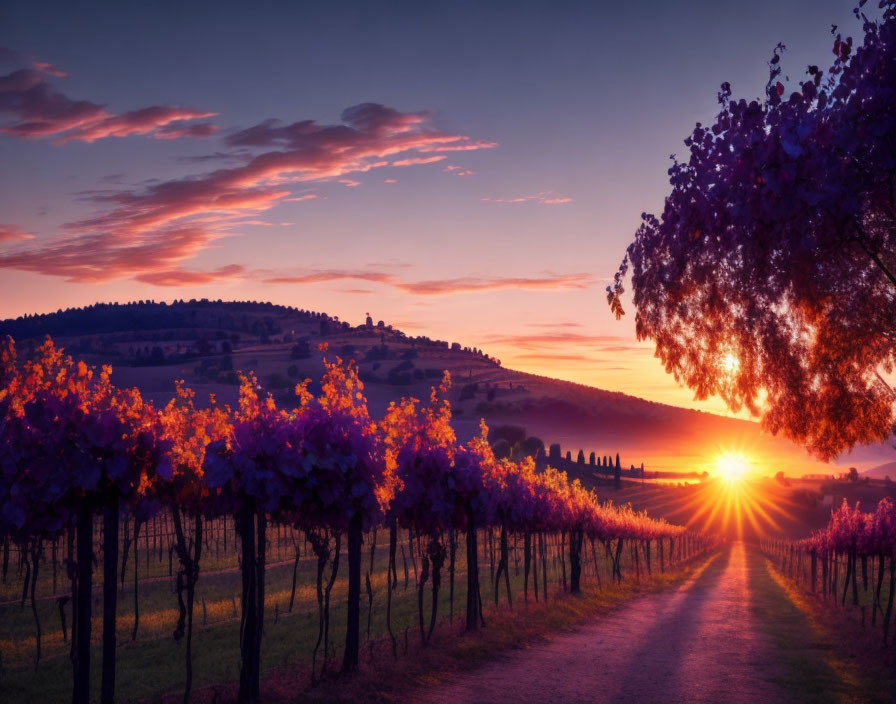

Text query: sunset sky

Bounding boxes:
[0,0,864,416]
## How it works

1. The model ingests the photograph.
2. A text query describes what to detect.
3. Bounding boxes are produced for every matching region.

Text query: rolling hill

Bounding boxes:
[0,299,880,479]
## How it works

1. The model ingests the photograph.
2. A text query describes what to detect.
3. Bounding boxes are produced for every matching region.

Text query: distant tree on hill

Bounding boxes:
[577,450,585,465]
[491,438,511,460]
[291,341,312,359]
[775,471,791,487]
[490,425,527,447]
[521,436,545,459]
[847,467,859,483]
[549,444,561,462]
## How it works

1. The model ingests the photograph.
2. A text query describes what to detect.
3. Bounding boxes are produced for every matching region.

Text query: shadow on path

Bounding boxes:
[422,543,873,704]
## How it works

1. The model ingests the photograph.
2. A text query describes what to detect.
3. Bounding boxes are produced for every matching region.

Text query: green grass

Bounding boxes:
[0,526,696,703]
[750,550,896,704]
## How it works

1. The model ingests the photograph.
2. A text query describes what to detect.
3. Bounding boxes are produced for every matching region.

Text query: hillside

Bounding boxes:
[0,299,877,477]
[863,460,896,480]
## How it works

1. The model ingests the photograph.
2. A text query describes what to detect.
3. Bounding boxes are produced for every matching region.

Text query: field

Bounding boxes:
[0,513,710,702]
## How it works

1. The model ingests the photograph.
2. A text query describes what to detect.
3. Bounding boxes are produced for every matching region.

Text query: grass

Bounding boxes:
[750,551,896,704]
[0,524,705,703]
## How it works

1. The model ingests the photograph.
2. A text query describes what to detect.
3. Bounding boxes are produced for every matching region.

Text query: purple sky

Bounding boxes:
[0,0,865,413]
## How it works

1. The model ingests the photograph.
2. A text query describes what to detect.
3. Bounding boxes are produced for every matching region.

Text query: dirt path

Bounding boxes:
[423,542,853,704]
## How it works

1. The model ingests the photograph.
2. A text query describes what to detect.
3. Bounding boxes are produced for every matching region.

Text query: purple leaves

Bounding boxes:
[610,3,896,459]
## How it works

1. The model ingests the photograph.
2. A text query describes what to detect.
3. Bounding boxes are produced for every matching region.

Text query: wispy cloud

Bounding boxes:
[481,191,572,205]
[0,50,217,143]
[392,155,446,167]
[0,102,496,283]
[262,270,592,296]
[513,353,596,362]
[0,224,35,242]
[135,265,246,286]
[528,322,584,329]
[393,273,592,295]
[444,164,475,176]
[263,270,395,286]
[482,331,646,352]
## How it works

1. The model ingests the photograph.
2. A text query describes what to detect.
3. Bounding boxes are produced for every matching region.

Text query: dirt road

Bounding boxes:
[424,542,876,704]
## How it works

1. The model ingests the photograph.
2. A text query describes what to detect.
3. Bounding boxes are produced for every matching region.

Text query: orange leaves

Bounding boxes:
[160,380,233,499]
[1,336,695,545]
[319,353,371,426]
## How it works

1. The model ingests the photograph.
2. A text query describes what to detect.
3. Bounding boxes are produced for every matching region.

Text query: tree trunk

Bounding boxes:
[427,538,445,643]
[873,552,885,627]
[132,518,141,641]
[288,538,300,612]
[322,533,340,674]
[465,511,482,631]
[238,500,258,704]
[523,531,531,603]
[569,527,582,594]
[30,541,42,668]
[386,517,397,657]
[74,500,93,704]
[417,551,430,645]
[342,511,362,672]
[883,558,895,646]
[448,528,456,623]
[101,494,119,704]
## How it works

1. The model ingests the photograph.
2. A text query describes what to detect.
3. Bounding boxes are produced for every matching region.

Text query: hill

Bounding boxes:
[863,460,896,480]
[0,299,875,478]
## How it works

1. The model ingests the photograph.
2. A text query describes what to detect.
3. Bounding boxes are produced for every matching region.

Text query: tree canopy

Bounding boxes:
[609,1,896,459]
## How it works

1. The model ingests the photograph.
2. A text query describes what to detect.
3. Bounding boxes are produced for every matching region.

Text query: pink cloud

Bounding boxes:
[55,107,218,143]
[264,270,396,286]
[392,155,446,167]
[481,331,648,354]
[0,102,495,283]
[261,270,592,297]
[0,226,219,282]
[482,191,573,205]
[384,178,398,183]
[284,193,320,202]
[155,121,218,140]
[338,178,361,187]
[0,224,35,242]
[0,52,217,143]
[32,61,67,77]
[443,164,474,176]
[135,264,245,286]
[541,197,572,204]
[513,353,595,362]
[420,140,498,152]
[393,273,592,295]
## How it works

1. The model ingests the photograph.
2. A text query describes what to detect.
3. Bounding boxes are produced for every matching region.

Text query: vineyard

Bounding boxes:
[760,498,896,646]
[0,337,717,703]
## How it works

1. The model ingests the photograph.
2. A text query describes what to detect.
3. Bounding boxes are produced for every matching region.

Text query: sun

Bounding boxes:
[715,452,750,483]
[721,352,740,374]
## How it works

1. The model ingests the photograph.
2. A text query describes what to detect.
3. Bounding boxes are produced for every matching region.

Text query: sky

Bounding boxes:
[0,0,866,417]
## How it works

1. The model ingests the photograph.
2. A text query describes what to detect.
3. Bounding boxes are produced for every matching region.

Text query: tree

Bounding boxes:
[848,467,860,483]
[609,4,896,460]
